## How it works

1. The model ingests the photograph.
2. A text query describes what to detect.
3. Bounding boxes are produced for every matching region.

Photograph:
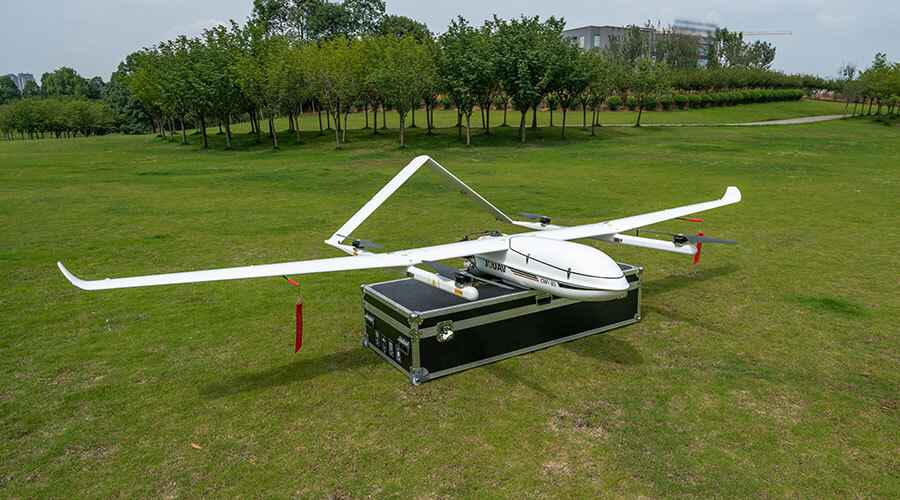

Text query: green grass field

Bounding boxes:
[1,101,898,497]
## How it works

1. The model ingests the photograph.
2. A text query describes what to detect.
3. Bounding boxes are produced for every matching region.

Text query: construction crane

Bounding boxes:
[741,31,792,36]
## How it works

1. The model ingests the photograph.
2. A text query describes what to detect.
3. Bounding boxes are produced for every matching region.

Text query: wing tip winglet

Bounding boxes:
[58,261,92,290]
[723,186,742,203]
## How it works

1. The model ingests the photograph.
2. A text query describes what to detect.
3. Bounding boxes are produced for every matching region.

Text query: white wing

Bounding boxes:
[59,237,509,291]
[538,187,742,241]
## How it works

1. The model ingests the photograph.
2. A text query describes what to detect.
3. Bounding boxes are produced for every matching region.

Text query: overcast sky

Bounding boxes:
[2,0,897,81]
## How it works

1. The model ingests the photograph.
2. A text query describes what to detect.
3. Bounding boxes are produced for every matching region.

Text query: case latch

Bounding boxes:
[436,320,455,343]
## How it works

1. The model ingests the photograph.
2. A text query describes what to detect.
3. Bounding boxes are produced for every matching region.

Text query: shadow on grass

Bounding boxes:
[485,363,557,398]
[641,264,739,297]
[563,333,644,366]
[642,304,731,336]
[788,294,868,318]
[200,347,378,399]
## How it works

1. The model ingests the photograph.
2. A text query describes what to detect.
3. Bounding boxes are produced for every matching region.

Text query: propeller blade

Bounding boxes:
[351,238,383,249]
[640,229,736,245]
[687,235,737,245]
[678,217,705,223]
[518,212,552,224]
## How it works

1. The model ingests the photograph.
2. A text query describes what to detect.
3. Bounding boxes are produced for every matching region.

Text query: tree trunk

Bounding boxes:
[582,103,587,129]
[364,102,369,129]
[561,108,567,138]
[200,115,208,149]
[549,108,554,127]
[425,103,433,135]
[288,112,295,132]
[343,112,349,143]
[410,106,417,128]
[531,102,538,129]
[480,107,486,130]
[254,110,261,142]
[373,104,379,134]
[635,105,643,127]
[269,116,279,149]
[333,111,341,149]
[457,108,462,139]
[316,103,323,135]
[224,115,233,149]
[465,113,471,146]
[180,117,187,145]
[399,112,406,148]
[326,111,332,130]
[484,106,491,134]
[519,110,527,143]
[381,103,387,129]
[502,102,508,126]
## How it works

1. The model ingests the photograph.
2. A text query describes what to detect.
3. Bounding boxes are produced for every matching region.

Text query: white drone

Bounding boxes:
[59,156,741,302]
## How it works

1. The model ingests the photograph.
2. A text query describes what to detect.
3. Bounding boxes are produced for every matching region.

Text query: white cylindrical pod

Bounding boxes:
[406,266,479,301]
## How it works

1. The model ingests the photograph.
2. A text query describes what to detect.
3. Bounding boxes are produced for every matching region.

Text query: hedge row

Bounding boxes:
[617,88,805,111]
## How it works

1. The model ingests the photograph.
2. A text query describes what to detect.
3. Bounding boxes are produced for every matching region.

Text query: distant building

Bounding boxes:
[564,22,717,65]
[562,25,656,52]
[2,73,36,92]
[673,19,718,65]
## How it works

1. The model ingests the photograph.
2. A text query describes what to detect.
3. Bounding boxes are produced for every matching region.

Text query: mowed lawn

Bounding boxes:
[0,108,897,497]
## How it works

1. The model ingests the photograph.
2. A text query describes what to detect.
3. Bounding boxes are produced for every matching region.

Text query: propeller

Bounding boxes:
[350,238,383,250]
[677,217,705,223]
[519,212,553,225]
[639,229,737,246]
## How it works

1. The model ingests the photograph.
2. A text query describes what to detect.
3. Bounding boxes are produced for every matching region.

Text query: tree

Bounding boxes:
[22,80,40,98]
[41,67,89,97]
[377,15,430,41]
[629,58,668,127]
[86,76,105,100]
[654,27,700,69]
[551,41,592,138]
[234,29,295,149]
[370,35,432,147]
[303,37,365,148]
[202,23,248,149]
[707,29,776,69]
[157,37,196,145]
[584,51,614,135]
[439,17,496,145]
[105,61,154,134]
[606,25,650,67]
[0,76,19,105]
[492,15,565,143]
[125,49,168,136]
[254,0,384,40]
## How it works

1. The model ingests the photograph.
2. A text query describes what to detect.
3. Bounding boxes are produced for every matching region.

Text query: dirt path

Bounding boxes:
[604,114,851,128]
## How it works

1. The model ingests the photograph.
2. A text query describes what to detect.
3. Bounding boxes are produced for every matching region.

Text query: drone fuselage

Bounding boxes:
[468,235,630,301]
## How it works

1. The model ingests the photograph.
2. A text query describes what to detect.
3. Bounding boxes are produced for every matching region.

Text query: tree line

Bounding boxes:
[837,54,900,116]
[114,4,843,149]
[0,98,113,140]
[4,0,878,146]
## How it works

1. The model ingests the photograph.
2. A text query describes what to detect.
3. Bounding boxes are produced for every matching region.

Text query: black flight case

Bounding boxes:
[361,263,642,384]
